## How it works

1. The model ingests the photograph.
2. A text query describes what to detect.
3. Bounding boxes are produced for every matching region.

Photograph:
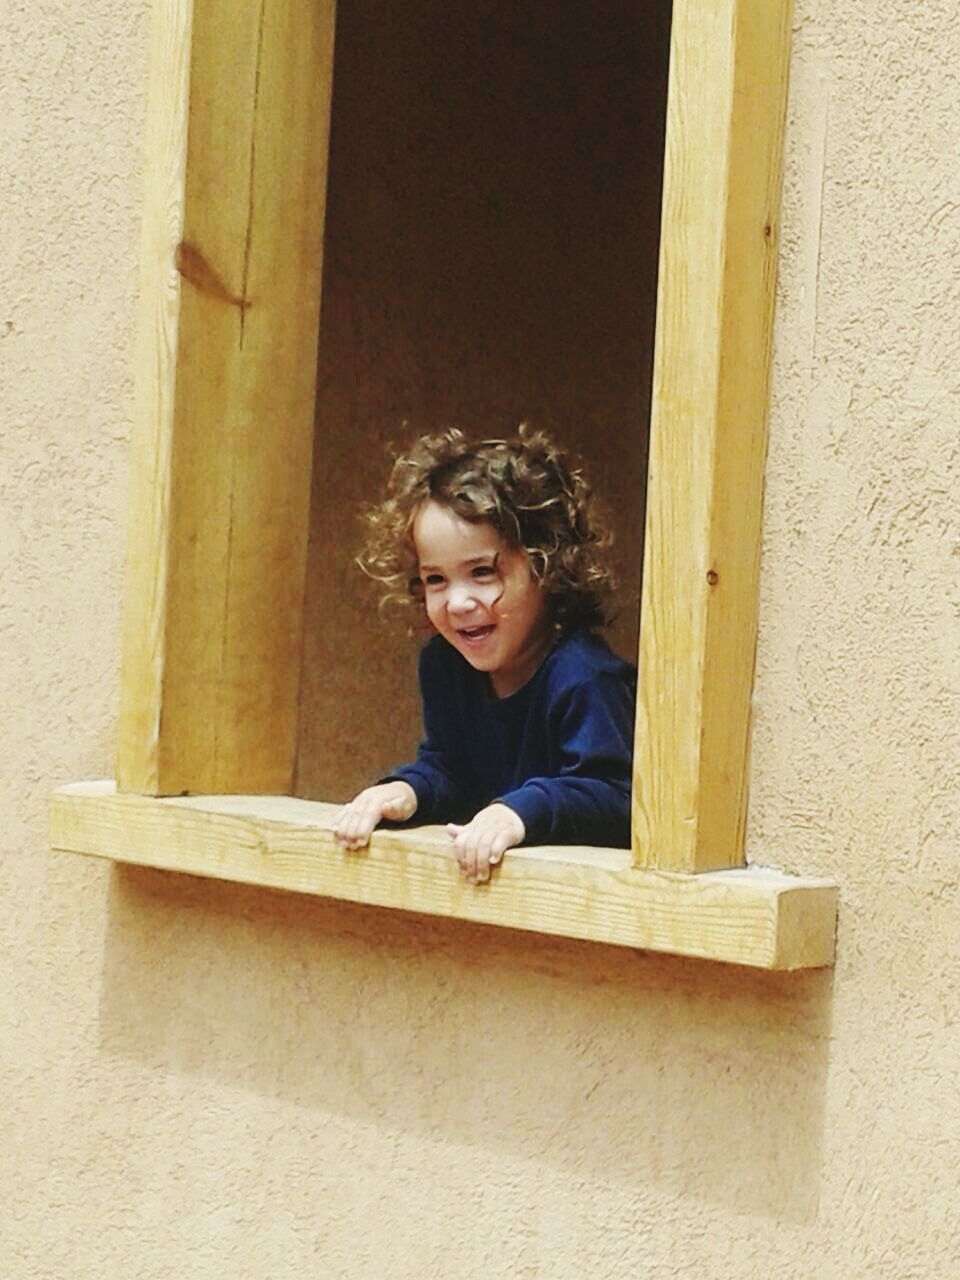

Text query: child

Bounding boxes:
[333,426,636,883]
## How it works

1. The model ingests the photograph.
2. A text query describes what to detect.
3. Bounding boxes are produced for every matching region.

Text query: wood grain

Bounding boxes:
[117,0,337,794]
[52,783,837,970]
[633,0,793,871]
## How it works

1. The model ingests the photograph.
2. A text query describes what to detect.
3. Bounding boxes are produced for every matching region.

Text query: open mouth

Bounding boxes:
[457,625,495,642]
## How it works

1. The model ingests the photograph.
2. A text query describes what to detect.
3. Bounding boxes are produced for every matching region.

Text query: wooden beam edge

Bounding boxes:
[50,783,837,971]
[632,0,795,876]
[116,0,194,794]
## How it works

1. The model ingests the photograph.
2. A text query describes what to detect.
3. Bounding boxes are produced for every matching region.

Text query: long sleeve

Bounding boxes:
[383,642,473,824]
[383,629,634,843]
[497,673,634,847]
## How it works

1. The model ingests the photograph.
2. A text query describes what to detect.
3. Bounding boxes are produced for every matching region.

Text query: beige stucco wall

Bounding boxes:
[2,2,957,1277]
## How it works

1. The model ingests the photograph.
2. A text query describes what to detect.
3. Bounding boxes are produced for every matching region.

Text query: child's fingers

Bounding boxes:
[457,834,476,881]
[451,828,478,880]
[475,831,499,883]
[481,828,519,878]
[488,834,510,866]
[335,784,415,850]
[476,834,496,885]
[334,802,377,850]
[335,820,369,850]
[469,832,498,883]
[448,820,517,882]
[446,825,472,877]
[474,851,492,883]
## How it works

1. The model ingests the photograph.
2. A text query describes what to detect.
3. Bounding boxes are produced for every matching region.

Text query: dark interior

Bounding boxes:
[297,0,672,800]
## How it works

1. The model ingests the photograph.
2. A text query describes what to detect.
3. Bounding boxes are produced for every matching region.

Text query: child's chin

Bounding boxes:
[455,643,498,673]
[457,645,495,668]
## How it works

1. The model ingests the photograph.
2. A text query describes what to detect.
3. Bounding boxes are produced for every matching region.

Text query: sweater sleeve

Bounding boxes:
[497,673,634,847]
[382,643,473,824]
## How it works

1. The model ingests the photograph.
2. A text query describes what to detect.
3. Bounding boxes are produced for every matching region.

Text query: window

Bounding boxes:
[52,0,837,969]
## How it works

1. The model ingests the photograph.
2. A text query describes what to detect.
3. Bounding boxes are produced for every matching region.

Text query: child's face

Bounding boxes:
[413,500,552,698]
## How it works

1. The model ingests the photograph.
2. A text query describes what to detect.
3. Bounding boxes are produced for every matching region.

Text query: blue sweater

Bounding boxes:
[389,629,636,847]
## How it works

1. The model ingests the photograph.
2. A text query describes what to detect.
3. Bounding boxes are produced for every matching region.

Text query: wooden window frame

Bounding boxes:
[51,0,838,968]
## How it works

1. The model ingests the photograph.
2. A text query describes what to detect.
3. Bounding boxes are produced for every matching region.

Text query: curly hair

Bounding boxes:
[359,424,615,633]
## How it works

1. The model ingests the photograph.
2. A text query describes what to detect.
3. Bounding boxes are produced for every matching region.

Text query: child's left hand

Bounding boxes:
[446,803,525,885]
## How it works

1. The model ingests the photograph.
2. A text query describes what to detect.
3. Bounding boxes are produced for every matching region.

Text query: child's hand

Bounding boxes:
[334,781,417,851]
[446,803,525,884]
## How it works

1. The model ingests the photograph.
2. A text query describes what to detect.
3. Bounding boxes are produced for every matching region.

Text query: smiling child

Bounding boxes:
[333,426,636,883]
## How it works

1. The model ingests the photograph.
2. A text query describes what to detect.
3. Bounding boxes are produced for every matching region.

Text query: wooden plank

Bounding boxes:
[116,0,337,795]
[51,783,837,970]
[633,0,793,871]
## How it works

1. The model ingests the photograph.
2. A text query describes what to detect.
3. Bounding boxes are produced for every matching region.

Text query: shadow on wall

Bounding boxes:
[100,865,833,1225]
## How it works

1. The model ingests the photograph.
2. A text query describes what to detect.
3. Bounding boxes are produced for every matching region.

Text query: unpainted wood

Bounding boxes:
[117,0,337,794]
[52,784,837,970]
[633,0,793,871]
[116,0,192,795]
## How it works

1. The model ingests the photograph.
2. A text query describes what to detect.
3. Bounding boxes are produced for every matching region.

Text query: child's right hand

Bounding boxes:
[333,781,418,851]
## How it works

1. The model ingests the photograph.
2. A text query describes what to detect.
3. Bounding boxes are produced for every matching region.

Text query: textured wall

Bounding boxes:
[2,2,958,1278]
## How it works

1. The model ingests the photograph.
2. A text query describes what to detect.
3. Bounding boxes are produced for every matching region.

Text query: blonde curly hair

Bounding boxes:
[359,424,615,633]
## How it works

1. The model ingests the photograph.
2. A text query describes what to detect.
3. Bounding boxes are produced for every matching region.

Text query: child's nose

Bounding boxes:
[447,584,479,614]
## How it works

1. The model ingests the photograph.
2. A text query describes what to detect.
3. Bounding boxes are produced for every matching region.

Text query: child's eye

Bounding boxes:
[423,573,445,588]
[472,565,496,579]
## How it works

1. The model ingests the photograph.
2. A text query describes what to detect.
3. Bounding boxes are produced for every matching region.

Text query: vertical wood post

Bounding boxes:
[632,0,793,871]
[117,0,337,794]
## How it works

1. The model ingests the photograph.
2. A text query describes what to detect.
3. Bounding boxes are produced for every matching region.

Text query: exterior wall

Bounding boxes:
[2,2,957,1278]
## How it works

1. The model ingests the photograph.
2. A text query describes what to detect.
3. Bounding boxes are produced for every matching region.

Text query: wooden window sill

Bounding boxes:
[51,782,837,970]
